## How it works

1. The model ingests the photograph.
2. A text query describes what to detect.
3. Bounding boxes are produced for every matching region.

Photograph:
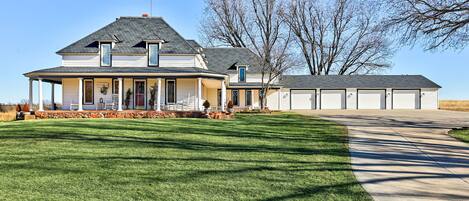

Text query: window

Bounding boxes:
[112,79,119,95]
[148,43,159,66]
[166,80,176,104]
[217,89,221,106]
[100,43,112,67]
[245,90,252,106]
[238,66,246,82]
[231,90,239,106]
[83,79,94,104]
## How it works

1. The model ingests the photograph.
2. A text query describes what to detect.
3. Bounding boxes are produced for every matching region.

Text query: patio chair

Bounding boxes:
[70,102,79,111]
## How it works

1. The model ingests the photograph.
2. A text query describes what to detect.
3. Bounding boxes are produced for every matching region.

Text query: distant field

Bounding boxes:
[439,100,469,112]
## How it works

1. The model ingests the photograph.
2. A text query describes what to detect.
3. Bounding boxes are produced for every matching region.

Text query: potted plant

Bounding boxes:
[148,85,157,110]
[203,100,210,113]
[124,89,132,109]
[227,100,234,113]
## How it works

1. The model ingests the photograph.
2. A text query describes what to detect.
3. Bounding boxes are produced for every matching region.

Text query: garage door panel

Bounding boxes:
[291,90,316,109]
[358,90,386,109]
[321,90,346,109]
[393,90,420,109]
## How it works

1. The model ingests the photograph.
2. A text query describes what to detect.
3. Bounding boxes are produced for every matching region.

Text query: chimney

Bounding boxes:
[142,13,149,17]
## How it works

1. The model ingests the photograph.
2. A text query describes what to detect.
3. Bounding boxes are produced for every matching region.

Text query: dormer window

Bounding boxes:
[148,43,159,67]
[238,66,246,82]
[100,42,112,67]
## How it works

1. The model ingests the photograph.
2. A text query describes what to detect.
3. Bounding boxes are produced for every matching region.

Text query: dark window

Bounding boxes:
[112,79,119,94]
[83,79,94,104]
[245,90,252,106]
[166,80,176,104]
[232,90,239,106]
[148,43,159,66]
[100,43,112,67]
[238,66,246,82]
[217,89,221,106]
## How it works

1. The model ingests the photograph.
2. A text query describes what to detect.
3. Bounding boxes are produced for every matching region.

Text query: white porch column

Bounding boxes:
[156,78,162,111]
[51,83,55,110]
[118,78,123,111]
[78,78,83,111]
[28,78,33,112]
[38,78,44,111]
[197,78,202,111]
[221,80,226,112]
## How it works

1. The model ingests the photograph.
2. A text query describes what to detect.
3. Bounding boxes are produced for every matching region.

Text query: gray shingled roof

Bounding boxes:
[280,75,441,89]
[24,66,225,77]
[57,17,198,55]
[186,40,202,50]
[203,48,262,73]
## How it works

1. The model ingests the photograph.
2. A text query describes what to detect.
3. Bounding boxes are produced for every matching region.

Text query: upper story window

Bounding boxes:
[148,43,159,67]
[100,43,112,67]
[238,66,246,82]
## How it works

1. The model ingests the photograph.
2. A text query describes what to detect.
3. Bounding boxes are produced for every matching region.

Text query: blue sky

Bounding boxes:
[0,0,467,103]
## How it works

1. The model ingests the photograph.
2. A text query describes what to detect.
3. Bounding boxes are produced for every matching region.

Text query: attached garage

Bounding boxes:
[393,90,420,109]
[357,90,386,109]
[290,90,316,109]
[321,90,346,109]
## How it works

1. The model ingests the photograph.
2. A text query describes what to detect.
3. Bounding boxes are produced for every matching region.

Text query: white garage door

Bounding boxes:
[358,90,386,109]
[321,90,346,109]
[393,90,420,109]
[291,90,316,109]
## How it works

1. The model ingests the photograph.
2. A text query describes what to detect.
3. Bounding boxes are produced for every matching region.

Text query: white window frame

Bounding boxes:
[148,43,160,67]
[100,42,112,67]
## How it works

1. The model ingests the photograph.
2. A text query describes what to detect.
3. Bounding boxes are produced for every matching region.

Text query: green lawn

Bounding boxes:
[0,113,370,201]
[449,128,469,143]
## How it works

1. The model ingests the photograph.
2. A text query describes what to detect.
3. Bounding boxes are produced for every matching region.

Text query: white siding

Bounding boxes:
[63,54,205,68]
[280,88,290,110]
[62,55,100,67]
[346,88,357,110]
[420,88,439,110]
[62,78,79,110]
[228,73,279,84]
[176,79,197,109]
[266,89,280,110]
[113,56,147,67]
[160,55,201,68]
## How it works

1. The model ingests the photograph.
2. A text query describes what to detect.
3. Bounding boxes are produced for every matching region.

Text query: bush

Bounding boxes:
[22,104,30,112]
[203,100,210,109]
[16,104,22,112]
[227,100,234,109]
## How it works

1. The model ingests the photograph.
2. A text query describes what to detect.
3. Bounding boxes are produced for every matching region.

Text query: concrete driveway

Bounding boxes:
[294,110,469,201]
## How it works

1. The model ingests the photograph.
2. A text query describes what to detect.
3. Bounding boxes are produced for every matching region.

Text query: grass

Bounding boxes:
[0,111,16,122]
[449,128,469,143]
[439,100,469,112]
[0,113,370,201]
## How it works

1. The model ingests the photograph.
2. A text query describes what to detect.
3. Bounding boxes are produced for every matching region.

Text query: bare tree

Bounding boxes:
[386,0,469,50]
[282,0,392,75]
[201,0,296,109]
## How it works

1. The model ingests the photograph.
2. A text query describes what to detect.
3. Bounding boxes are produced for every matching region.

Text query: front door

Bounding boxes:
[134,80,146,109]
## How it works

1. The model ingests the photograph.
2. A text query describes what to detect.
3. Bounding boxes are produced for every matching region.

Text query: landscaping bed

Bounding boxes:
[449,127,469,143]
[0,113,370,200]
[34,110,233,119]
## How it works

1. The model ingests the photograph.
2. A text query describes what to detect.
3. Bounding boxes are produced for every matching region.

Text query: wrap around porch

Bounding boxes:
[28,77,228,112]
